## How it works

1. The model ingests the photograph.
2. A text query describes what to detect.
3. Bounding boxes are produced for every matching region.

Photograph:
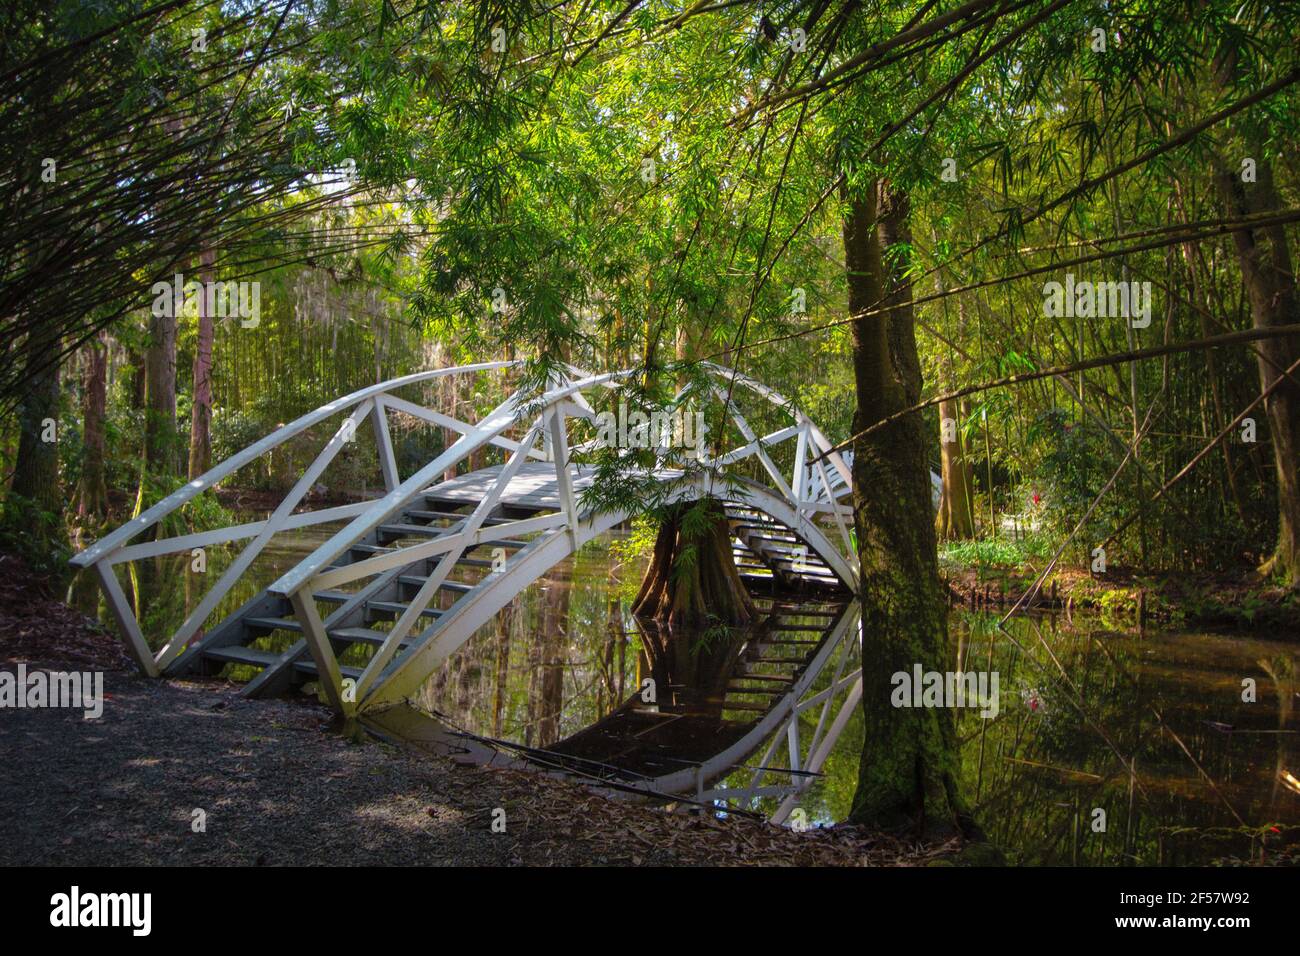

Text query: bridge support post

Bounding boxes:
[290,588,351,714]
[94,561,159,677]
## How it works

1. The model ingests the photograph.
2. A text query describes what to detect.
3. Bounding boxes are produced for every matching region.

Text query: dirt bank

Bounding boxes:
[943,563,1300,632]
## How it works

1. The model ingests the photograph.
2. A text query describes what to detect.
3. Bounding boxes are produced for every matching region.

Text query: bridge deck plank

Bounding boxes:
[425,462,682,511]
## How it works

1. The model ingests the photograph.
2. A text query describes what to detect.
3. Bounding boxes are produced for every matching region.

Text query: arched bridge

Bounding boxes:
[71,361,869,820]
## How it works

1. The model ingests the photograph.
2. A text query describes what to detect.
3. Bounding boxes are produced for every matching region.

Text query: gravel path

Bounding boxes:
[1,669,948,866]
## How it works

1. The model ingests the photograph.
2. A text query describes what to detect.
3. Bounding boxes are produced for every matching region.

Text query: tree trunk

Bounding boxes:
[491,608,511,738]
[631,499,758,630]
[188,245,215,480]
[76,333,109,520]
[143,304,178,476]
[844,181,971,836]
[1210,50,1300,588]
[10,348,62,516]
[638,617,749,717]
[1214,157,1300,586]
[535,568,569,747]
[935,397,975,540]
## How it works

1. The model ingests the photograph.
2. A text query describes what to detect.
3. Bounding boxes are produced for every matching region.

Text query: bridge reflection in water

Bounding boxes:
[357,493,862,820]
[542,597,850,781]
[376,550,858,822]
[66,512,1298,855]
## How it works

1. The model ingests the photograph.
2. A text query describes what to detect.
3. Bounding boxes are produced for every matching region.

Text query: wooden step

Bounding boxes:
[736,526,798,539]
[366,600,443,620]
[405,509,512,525]
[760,550,831,565]
[201,645,280,668]
[379,522,454,539]
[398,575,473,593]
[768,559,837,575]
[752,553,833,572]
[293,659,365,679]
[246,616,303,633]
[730,673,795,683]
[468,538,528,551]
[756,543,829,560]
[330,626,409,648]
[747,536,808,550]
[314,589,353,604]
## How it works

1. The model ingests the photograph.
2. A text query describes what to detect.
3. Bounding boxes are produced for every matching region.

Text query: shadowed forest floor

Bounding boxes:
[0,554,954,867]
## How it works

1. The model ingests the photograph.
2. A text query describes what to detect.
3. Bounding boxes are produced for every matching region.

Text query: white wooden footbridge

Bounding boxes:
[71,361,871,821]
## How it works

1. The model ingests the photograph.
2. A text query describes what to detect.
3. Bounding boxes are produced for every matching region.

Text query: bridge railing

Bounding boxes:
[71,359,860,691]
[67,361,522,678]
[264,368,636,710]
[696,363,856,566]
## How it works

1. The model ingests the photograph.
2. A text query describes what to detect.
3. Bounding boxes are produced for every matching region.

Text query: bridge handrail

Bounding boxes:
[266,368,632,597]
[69,358,859,685]
[69,360,520,569]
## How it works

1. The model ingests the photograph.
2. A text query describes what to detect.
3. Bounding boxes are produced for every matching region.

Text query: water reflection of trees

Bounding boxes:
[637,619,754,719]
[414,565,1296,865]
[415,540,643,750]
[794,611,1297,865]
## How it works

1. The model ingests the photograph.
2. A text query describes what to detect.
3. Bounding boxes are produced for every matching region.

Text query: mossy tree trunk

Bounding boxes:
[632,499,758,630]
[844,181,973,838]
